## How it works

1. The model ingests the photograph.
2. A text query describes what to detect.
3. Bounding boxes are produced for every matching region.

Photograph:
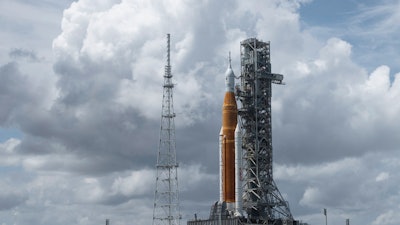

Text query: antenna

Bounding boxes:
[229,51,231,67]
[152,34,181,225]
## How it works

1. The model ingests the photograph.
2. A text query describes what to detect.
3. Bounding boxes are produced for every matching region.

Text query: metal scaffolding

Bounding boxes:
[153,34,181,225]
[237,38,292,223]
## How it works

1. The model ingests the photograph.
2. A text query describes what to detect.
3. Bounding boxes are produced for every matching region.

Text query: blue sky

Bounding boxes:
[0,128,22,142]
[300,0,358,25]
[1,0,400,225]
[301,0,400,72]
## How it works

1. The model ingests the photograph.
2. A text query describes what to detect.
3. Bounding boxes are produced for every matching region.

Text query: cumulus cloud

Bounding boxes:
[13,0,239,177]
[273,37,400,164]
[52,0,226,123]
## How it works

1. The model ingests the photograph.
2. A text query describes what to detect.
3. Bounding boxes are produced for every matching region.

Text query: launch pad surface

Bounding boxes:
[188,217,302,225]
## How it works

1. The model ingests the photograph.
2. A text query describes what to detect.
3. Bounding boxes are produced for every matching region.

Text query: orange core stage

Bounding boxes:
[222,91,237,203]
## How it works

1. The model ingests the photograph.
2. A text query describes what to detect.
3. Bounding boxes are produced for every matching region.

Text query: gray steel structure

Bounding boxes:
[153,34,181,225]
[237,38,292,223]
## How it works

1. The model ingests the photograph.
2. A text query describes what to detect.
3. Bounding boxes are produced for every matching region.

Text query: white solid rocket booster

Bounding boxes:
[219,127,223,203]
[234,123,242,216]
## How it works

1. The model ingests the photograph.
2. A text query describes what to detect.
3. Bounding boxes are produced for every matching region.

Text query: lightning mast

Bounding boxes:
[238,38,292,222]
[153,34,181,225]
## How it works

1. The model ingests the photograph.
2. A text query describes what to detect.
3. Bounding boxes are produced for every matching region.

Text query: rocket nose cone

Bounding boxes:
[225,57,235,92]
[225,66,234,77]
[235,123,241,132]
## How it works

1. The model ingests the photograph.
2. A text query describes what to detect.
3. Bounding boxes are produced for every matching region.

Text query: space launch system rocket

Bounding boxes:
[219,55,242,216]
[188,39,297,225]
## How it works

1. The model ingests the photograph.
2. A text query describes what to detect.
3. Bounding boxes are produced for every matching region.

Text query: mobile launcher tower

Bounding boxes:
[188,38,300,225]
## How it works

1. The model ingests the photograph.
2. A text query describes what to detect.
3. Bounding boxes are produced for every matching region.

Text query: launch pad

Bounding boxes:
[187,38,300,225]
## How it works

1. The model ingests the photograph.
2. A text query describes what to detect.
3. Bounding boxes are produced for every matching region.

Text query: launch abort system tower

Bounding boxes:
[237,38,292,223]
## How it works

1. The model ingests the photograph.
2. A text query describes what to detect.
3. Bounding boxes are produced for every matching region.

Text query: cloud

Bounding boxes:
[341,1,400,73]
[349,0,400,38]
[375,172,389,182]
[0,191,28,211]
[0,138,21,166]
[10,0,241,178]
[52,0,236,124]
[273,37,400,164]
[0,62,40,125]
[372,210,400,225]
[276,151,400,225]
[8,48,43,62]
[111,169,154,197]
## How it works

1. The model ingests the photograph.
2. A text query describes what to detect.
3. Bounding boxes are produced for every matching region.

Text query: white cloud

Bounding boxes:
[75,177,107,203]
[273,36,400,165]
[179,164,217,191]
[111,169,154,197]
[372,210,400,225]
[52,0,225,125]
[349,1,400,38]
[375,172,389,182]
[275,157,363,182]
[277,151,400,225]
[0,138,21,166]
[299,187,322,207]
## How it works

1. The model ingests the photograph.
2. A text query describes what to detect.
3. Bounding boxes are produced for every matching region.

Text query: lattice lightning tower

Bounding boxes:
[153,34,181,225]
[238,38,293,222]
